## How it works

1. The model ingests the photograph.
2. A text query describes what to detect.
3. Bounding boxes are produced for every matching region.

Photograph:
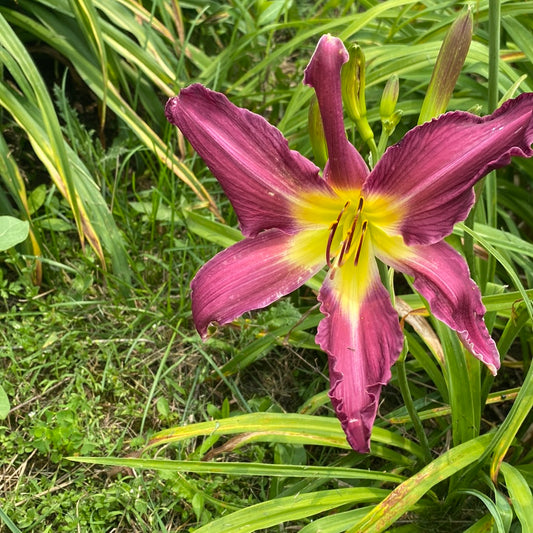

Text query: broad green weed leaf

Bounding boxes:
[27,184,47,215]
[183,209,242,249]
[0,385,10,419]
[0,216,29,251]
[38,218,73,232]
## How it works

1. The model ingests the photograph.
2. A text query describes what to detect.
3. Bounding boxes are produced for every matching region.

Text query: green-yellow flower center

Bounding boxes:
[290,188,409,281]
[326,197,368,272]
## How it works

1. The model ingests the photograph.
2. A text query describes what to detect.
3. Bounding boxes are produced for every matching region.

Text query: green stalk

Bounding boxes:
[140,329,178,434]
[488,0,501,114]
[466,0,500,290]
[0,506,22,533]
[367,136,379,168]
[396,342,433,465]
[376,130,389,161]
[463,209,476,279]
[481,0,500,292]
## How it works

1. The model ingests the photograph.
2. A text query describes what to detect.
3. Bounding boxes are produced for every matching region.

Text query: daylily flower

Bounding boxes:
[165,35,533,452]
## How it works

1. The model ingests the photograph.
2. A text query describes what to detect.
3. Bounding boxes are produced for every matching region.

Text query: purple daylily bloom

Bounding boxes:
[166,35,533,453]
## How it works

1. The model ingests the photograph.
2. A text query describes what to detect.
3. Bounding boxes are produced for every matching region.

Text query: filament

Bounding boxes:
[338,197,364,267]
[326,197,366,270]
[354,220,368,266]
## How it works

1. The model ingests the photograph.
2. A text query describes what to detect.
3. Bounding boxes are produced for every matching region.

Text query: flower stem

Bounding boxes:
[367,136,379,167]
[465,0,500,288]
[483,5,530,478]
[488,0,500,114]
[463,209,476,278]
[482,0,501,289]
[396,341,433,465]
[376,129,389,161]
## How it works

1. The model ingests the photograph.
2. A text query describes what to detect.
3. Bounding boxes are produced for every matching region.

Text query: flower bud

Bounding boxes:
[418,8,473,124]
[380,75,399,122]
[382,110,403,137]
[341,43,374,143]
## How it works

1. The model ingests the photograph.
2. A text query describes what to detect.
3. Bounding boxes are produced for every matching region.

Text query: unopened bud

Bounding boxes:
[341,44,374,143]
[382,110,403,136]
[418,8,473,124]
[380,75,399,121]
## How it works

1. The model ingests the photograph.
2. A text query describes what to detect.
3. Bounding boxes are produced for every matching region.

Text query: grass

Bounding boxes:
[1,0,533,531]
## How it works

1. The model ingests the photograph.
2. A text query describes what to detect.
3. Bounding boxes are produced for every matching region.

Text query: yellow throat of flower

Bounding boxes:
[326,197,368,273]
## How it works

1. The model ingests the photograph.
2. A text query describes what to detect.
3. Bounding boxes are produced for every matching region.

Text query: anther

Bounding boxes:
[326,201,350,268]
[355,196,364,215]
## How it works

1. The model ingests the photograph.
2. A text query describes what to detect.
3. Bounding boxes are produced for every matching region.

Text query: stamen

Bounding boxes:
[354,220,368,266]
[326,201,350,268]
[355,196,364,215]
[337,217,356,267]
[338,197,364,267]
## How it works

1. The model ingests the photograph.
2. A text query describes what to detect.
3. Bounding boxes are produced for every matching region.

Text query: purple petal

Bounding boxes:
[365,93,533,245]
[166,85,332,237]
[316,253,404,452]
[385,241,500,374]
[191,229,325,338]
[303,35,369,190]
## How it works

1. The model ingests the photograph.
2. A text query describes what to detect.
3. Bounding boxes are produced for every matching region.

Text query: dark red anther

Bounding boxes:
[326,201,350,268]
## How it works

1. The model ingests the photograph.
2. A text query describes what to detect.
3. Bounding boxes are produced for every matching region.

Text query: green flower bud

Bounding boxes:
[382,110,403,137]
[342,44,365,121]
[418,8,473,124]
[341,43,374,143]
[380,75,399,122]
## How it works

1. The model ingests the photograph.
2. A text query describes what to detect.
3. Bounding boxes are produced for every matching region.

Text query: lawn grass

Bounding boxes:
[1,0,533,531]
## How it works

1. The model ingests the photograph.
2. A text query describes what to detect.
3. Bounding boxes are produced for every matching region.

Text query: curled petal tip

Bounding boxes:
[304,34,369,189]
[387,241,502,375]
[342,417,371,453]
[165,94,183,125]
[459,327,500,376]
[317,264,404,454]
